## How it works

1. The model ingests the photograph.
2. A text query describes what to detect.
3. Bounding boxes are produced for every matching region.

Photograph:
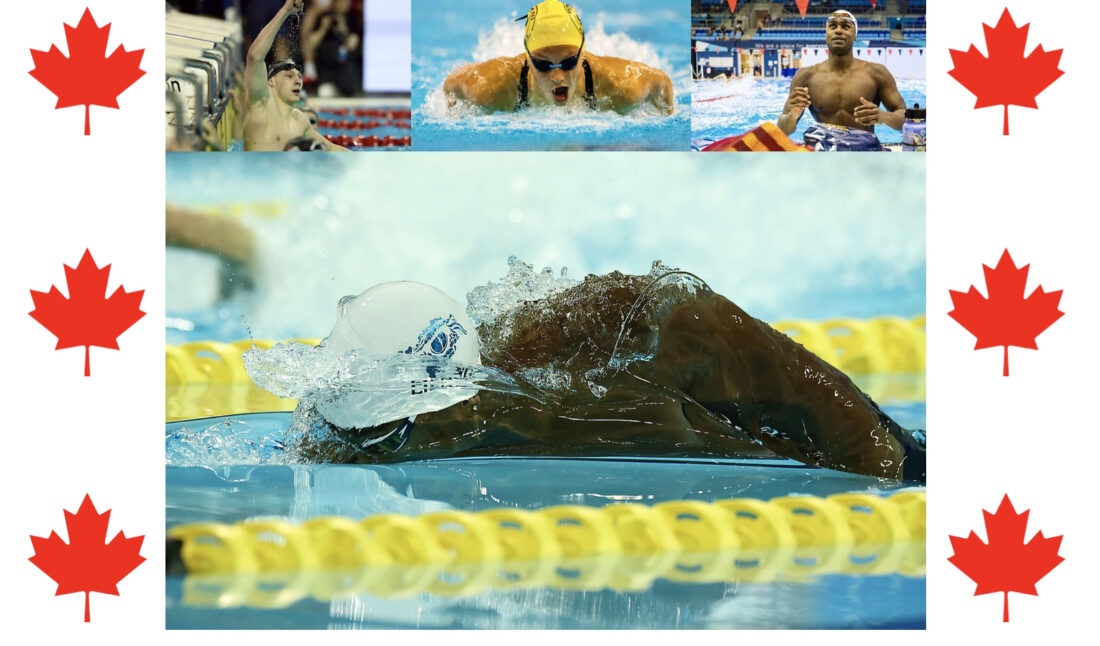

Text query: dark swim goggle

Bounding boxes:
[525,35,585,72]
[267,58,302,79]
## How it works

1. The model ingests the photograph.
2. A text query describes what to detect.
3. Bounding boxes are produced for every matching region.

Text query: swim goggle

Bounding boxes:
[267,58,302,79]
[525,36,585,73]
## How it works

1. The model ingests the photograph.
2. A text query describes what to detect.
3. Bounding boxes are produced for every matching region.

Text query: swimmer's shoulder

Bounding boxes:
[589,53,666,78]
[790,64,817,83]
[863,60,897,81]
[444,55,526,110]
[290,108,314,136]
[786,65,817,92]
[588,54,671,107]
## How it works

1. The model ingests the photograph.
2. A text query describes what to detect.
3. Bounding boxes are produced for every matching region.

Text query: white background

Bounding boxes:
[2,0,1094,642]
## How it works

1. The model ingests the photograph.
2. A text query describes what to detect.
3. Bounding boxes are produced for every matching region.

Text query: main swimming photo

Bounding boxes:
[412,0,691,150]
[165,152,926,629]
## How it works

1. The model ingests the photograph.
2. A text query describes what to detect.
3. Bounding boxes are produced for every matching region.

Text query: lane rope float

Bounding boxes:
[169,491,926,606]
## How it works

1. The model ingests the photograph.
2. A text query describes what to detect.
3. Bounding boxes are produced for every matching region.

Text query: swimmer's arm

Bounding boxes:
[301,121,350,151]
[245,0,302,103]
[634,67,675,115]
[777,68,812,134]
[443,58,521,112]
[862,64,906,131]
[598,59,673,115]
[166,205,254,264]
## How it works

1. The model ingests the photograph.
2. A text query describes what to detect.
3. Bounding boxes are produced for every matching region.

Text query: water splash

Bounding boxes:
[466,255,579,327]
[243,340,539,430]
[165,417,297,469]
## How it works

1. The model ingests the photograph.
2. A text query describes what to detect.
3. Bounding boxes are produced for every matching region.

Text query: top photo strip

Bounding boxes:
[165,1,926,151]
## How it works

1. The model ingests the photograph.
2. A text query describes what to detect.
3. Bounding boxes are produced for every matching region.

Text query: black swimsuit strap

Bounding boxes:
[583,59,596,109]
[515,58,597,111]
[515,59,530,111]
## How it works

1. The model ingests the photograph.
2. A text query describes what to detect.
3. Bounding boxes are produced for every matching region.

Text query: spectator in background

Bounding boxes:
[305,0,364,97]
[299,0,331,86]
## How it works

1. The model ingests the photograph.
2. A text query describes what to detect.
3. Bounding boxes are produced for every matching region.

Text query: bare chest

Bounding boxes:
[806,69,879,112]
[245,105,309,150]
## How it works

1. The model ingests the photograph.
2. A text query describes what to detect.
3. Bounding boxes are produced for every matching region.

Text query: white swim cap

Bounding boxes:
[318,281,481,429]
[827,10,858,35]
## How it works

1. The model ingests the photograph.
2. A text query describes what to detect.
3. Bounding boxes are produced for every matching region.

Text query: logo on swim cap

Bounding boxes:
[523,0,584,53]
[405,315,467,359]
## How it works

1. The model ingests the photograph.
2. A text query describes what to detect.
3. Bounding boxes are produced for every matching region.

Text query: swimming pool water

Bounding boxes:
[691,78,928,150]
[166,417,925,629]
[411,0,691,150]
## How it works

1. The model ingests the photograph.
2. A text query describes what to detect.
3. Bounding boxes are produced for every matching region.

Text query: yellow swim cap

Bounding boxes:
[523,0,585,53]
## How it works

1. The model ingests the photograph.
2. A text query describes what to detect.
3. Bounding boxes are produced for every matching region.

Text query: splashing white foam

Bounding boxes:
[466,256,579,327]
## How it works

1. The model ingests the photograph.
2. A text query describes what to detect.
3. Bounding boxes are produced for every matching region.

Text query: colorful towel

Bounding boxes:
[700,122,811,152]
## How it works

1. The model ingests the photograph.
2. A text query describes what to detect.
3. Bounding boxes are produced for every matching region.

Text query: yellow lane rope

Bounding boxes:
[170,491,925,606]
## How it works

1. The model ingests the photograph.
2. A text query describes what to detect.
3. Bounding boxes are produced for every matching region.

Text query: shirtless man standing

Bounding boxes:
[244,0,348,151]
[443,0,674,115]
[777,10,906,150]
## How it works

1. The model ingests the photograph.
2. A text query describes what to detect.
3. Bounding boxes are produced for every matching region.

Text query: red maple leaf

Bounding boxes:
[948,8,1063,135]
[29,494,146,622]
[29,250,145,377]
[948,250,1062,376]
[29,8,145,136]
[948,495,1063,622]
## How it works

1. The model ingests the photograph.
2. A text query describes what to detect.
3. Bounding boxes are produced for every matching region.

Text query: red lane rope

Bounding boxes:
[694,94,742,103]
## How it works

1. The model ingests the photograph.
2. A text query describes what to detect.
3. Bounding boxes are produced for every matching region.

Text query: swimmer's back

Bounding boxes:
[479,272,653,373]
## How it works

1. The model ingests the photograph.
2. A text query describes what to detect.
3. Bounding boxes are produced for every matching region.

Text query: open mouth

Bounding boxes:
[552,86,569,103]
